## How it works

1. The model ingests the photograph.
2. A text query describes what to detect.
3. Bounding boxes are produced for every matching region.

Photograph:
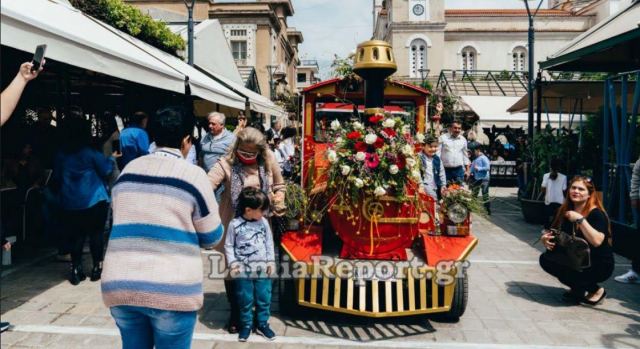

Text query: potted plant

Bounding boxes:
[440,184,486,236]
[520,126,579,224]
[284,183,305,231]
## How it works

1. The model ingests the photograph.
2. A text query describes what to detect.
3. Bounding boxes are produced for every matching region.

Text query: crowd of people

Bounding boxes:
[1,60,638,346]
[0,61,303,344]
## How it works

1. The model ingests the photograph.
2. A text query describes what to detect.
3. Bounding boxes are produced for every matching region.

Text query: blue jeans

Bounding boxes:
[235,277,272,329]
[444,166,465,184]
[471,179,491,211]
[110,305,197,349]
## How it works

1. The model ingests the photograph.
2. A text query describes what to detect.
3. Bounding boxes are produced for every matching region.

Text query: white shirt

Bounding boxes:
[438,133,470,168]
[542,172,567,205]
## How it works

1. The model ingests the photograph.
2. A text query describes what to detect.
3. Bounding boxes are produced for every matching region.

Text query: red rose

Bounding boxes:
[373,137,385,149]
[368,114,384,123]
[347,131,362,140]
[396,154,406,170]
[354,141,368,152]
[381,127,397,138]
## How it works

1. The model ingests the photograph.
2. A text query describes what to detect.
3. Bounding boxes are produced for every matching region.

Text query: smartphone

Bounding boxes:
[31,44,47,72]
[112,140,120,153]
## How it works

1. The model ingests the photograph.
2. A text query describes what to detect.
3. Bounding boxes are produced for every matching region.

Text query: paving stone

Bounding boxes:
[2,188,639,348]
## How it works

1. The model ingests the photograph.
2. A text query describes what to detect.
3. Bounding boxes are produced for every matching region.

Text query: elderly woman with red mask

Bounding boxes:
[207,126,285,333]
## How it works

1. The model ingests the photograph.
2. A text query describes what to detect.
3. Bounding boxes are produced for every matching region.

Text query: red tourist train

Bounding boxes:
[279,41,477,320]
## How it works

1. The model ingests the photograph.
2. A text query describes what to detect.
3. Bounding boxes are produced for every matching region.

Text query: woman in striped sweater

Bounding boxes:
[101,106,224,349]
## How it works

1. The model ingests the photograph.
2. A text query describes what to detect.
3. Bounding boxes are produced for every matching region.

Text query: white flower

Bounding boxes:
[341,165,351,176]
[374,186,386,196]
[334,137,343,144]
[354,178,364,188]
[402,125,411,134]
[327,150,338,163]
[402,144,414,156]
[353,121,364,130]
[330,120,341,130]
[389,164,399,175]
[382,118,396,128]
[412,170,422,180]
[415,133,425,144]
[355,152,366,161]
[406,158,416,167]
[364,133,378,145]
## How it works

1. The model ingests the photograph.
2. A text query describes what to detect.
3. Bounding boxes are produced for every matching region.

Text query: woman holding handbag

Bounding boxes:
[207,127,286,333]
[539,176,614,305]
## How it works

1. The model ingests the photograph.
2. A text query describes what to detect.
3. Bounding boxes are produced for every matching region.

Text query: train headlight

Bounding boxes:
[447,203,468,224]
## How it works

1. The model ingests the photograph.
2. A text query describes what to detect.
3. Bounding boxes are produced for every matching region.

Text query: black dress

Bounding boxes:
[540,208,614,294]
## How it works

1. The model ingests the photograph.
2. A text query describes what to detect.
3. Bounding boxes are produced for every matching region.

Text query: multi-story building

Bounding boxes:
[296,60,321,92]
[372,0,604,82]
[125,0,303,101]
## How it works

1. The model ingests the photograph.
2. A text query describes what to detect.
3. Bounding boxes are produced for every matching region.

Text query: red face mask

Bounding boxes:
[237,151,258,165]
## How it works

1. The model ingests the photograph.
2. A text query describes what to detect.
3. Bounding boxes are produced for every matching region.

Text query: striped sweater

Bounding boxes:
[101,148,223,312]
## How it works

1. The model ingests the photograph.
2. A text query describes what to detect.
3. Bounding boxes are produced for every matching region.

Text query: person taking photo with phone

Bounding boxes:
[1,62,44,126]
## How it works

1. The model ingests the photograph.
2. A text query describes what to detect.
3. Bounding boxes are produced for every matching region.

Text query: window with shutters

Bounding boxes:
[461,46,477,71]
[409,39,427,78]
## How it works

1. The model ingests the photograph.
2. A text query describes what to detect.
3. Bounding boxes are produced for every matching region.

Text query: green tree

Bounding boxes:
[69,0,185,56]
[330,53,354,78]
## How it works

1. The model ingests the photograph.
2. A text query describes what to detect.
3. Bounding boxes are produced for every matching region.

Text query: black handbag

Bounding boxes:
[543,224,591,272]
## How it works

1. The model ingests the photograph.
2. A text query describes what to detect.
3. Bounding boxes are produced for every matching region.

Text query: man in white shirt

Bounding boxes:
[540,159,567,228]
[438,120,470,184]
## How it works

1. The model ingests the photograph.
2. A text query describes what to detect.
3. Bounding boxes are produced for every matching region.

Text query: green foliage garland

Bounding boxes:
[70,0,186,56]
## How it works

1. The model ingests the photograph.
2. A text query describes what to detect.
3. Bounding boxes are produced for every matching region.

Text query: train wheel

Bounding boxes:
[439,273,468,321]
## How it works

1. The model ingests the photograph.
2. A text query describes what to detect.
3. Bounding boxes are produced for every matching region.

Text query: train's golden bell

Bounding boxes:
[353,40,397,76]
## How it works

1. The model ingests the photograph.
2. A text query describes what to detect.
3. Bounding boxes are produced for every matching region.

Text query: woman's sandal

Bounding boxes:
[581,289,607,306]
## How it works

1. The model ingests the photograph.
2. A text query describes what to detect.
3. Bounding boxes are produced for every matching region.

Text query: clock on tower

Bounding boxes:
[408,0,428,21]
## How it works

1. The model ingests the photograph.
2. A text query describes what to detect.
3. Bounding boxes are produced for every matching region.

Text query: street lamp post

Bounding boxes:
[184,0,196,66]
[418,68,430,87]
[266,64,278,100]
[524,0,543,141]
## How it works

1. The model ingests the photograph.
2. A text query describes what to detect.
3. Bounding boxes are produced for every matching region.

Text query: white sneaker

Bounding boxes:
[614,270,640,284]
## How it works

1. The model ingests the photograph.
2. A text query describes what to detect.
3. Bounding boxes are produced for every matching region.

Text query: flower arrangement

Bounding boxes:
[441,184,486,221]
[324,113,423,202]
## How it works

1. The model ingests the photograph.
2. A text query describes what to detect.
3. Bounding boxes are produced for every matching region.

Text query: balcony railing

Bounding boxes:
[299,60,319,68]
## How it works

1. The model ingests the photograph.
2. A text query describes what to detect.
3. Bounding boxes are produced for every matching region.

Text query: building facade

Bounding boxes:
[371,0,633,82]
[296,60,321,92]
[125,0,303,100]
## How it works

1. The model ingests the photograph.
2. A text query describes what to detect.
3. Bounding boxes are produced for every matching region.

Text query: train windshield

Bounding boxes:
[313,101,417,143]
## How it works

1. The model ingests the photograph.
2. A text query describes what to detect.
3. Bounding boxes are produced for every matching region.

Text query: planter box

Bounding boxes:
[520,198,546,225]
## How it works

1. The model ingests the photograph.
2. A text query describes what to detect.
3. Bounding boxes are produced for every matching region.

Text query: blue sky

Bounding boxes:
[289,0,548,77]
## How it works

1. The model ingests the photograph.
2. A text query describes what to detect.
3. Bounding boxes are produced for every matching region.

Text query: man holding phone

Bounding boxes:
[1,61,44,126]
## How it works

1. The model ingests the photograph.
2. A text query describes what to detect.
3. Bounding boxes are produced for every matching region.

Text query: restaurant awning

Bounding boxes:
[169,19,286,117]
[506,81,634,114]
[0,0,246,110]
[460,95,566,128]
[540,1,640,72]
[198,65,287,118]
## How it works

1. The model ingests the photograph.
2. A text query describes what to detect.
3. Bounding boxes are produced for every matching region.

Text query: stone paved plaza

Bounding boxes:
[1,188,639,348]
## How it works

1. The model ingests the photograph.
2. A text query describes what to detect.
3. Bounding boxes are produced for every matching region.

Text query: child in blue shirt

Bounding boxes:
[470,146,491,215]
[224,187,276,342]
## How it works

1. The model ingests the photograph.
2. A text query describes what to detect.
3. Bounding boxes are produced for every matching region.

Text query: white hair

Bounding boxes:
[207,112,226,124]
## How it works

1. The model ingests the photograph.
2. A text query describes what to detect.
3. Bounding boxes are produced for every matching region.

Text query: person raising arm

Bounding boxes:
[1,62,43,126]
